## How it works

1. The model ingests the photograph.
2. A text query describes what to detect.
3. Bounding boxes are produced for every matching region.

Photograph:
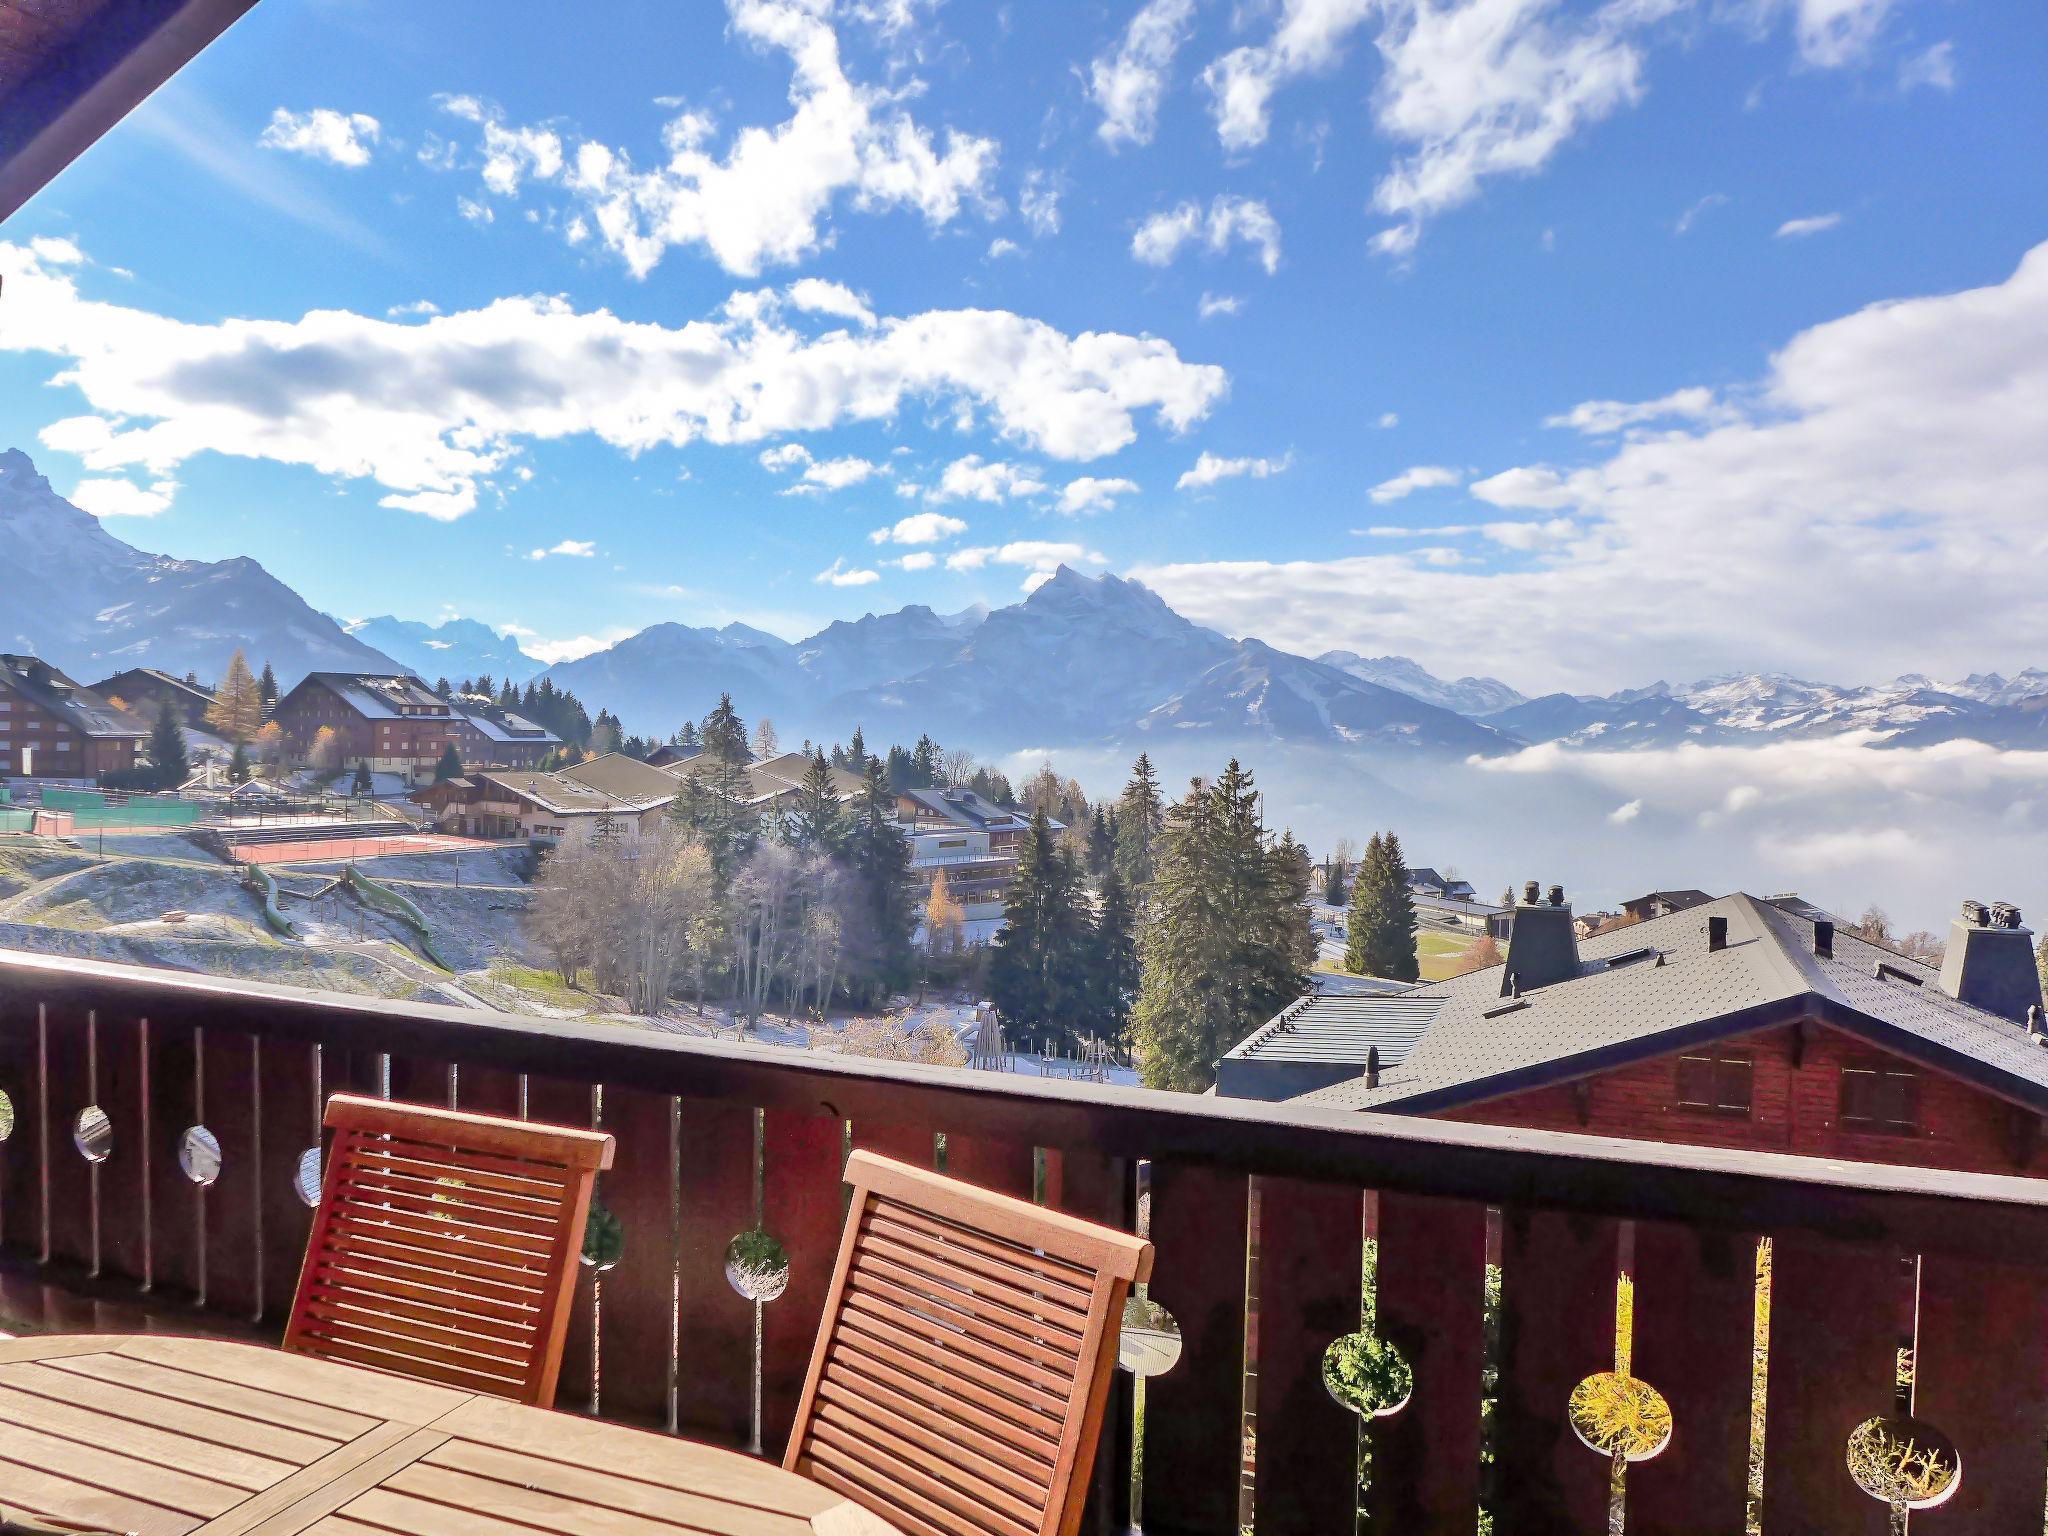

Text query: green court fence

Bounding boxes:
[0,807,31,833]
[40,789,204,828]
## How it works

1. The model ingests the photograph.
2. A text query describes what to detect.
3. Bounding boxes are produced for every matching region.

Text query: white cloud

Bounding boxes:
[27,236,84,267]
[1545,386,1732,435]
[1674,192,1728,235]
[816,557,882,586]
[1368,464,1461,502]
[1377,411,1399,428]
[1177,449,1290,490]
[759,443,812,471]
[527,538,596,560]
[1898,40,1956,93]
[785,278,875,327]
[1136,242,2048,692]
[1058,476,1139,514]
[68,477,177,518]
[259,108,381,168]
[1776,212,1842,239]
[947,540,1104,572]
[1132,196,1282,274]
[931,455,1050,503]
[516,628,636,665]
[757,440,883,492]
[892,550,937,571]
[1789,0,1895,66]
[1200,0,1374,152]
[1019,169,1062,235]
[1608,798,1642,824]
[0,240,1224,521]
[872,511,969,545]
[387,299,442,319]
[1090,0,1199,148]
[987,237,1022,259]
[1365,0,1664,259]
[1198,291,1242,319]
[438,0,999,277]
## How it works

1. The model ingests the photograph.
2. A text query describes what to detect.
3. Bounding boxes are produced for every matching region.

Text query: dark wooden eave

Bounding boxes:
[0,0,260,222]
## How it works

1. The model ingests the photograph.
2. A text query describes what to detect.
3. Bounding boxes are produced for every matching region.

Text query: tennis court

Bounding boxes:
[231,833,491,865]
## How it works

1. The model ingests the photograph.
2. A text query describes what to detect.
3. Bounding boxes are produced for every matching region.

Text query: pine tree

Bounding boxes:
[1113,752,1164,893]
[1324,854,1348,908]
[146,700,189,789]
[670,693,757,881]
[1131,762,1311,1091]
[1087,807,1115,881]
[786,752,848,855]
[473,674,495,701]
[434,742,463,781]
[205,650,264,743]
[847,725,868,771]
[257,661,279,714]
[1346,832,1419,981]
[674,721,701,753]
[228,741,251,784]
[846,758,915,999]
[499,679,518,709]
[911,734,939,787]
[1086,866,1140,1041]
[988,810,1092,1046]
[351,760,373,797]
[436,678,453,698]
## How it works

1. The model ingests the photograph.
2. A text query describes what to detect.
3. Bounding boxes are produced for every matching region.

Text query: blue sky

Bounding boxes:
[4,0,2045,690]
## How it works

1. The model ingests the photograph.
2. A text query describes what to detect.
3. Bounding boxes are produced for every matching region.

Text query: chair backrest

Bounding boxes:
[785,1150,1154,1536]
[285,1093,614,1408]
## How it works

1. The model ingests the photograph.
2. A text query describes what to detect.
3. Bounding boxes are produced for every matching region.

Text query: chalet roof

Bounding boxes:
[902,785,1057,833]
[469,769,663,819]
[448,700,558,745]
[1224,990,1445,1069]
[295,673,449,720]
[1622,889,1713,912]
[1294,893,2048,1117]
[0,654,150,739]
[666,750,864,805]
[558,753,681,804]
[88,667,216,705]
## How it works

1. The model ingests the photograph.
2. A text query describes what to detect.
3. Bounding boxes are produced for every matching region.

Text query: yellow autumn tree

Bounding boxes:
[205,650,264,743]
[924,867,965,955]
[253,720,285,770]
[309,725,341,772]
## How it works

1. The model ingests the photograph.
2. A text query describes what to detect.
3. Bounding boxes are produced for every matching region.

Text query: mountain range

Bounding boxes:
[7,447,2048,756]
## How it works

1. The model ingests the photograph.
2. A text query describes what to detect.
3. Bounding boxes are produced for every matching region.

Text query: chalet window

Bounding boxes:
[1676,1052,1753,1114]
[1840,1067,1919,1133]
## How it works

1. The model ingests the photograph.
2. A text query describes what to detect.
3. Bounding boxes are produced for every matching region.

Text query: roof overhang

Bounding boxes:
[1,0,263,222]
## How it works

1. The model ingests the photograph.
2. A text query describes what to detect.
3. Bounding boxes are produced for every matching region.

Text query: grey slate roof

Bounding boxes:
[1294,893,2048,1116]
[1225,991,1444,1067]
[0,655,150,739]
[303,673,447,720]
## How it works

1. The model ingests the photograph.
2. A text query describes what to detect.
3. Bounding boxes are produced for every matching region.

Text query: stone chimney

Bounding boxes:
[1938,900,2045,1025]
[1501,880,1581,996]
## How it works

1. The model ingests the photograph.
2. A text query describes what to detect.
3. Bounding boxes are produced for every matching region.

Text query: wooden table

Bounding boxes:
[0,1335,901,1536]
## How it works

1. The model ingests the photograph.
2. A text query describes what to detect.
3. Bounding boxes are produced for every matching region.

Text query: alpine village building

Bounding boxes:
[87,667,217,731]
[272,674,558,782]
[1223,883,2048,1180]
[0,655,149,779]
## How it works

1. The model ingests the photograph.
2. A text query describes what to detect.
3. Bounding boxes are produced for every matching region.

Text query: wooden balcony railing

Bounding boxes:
[4,946,2048,1533]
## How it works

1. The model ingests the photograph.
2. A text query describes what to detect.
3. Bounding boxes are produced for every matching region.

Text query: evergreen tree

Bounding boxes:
[434,742,463,781]
[257,661,279,714]
[847,725,868,771]
[436,678,453,699]
[885,744,914,792]
[1086,807,1115,882]
[228,740,251,784]
[1113,751,1165,893]
[1346,832,1419,982]
[589,710,623,757]
[1324,854,1348,908]
[1086,866,1140,1041]
[1131,761,1312,1091]
[473,674,495,701]
[785,752,848,855]
[670,693,757,881]
[845,758,915,998]
[988,810,1093,1046]
[146,700,189,789]
[674,721,701,753]
[911,734,940,787]
[351,760,374,797]
[499,679,519,710]
[205,650,264,743]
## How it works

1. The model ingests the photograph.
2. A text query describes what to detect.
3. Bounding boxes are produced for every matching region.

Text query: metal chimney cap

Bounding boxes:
[1962,899,1990,926]
[1522,880,1540,904]
[1547,884,1566,907]
[1992,901,2023,930]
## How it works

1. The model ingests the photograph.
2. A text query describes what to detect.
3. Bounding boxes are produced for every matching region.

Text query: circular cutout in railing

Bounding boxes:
[725,1227,790,1303]
[0,1088,13,1142]
[178,1126,222,1187]
[1846,1415,1962,1511]
[295,1147,323,1207]
[1118,1294,1183,1377]
[73,1105,112,1164]
[581,1202,624,1272]
[1323,1329,1414,1419]
[1568,1371,1674,1463]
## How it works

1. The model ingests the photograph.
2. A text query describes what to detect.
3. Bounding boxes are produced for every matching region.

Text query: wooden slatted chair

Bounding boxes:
[285,1093,614,1408]
[786,1150,1154,1536]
